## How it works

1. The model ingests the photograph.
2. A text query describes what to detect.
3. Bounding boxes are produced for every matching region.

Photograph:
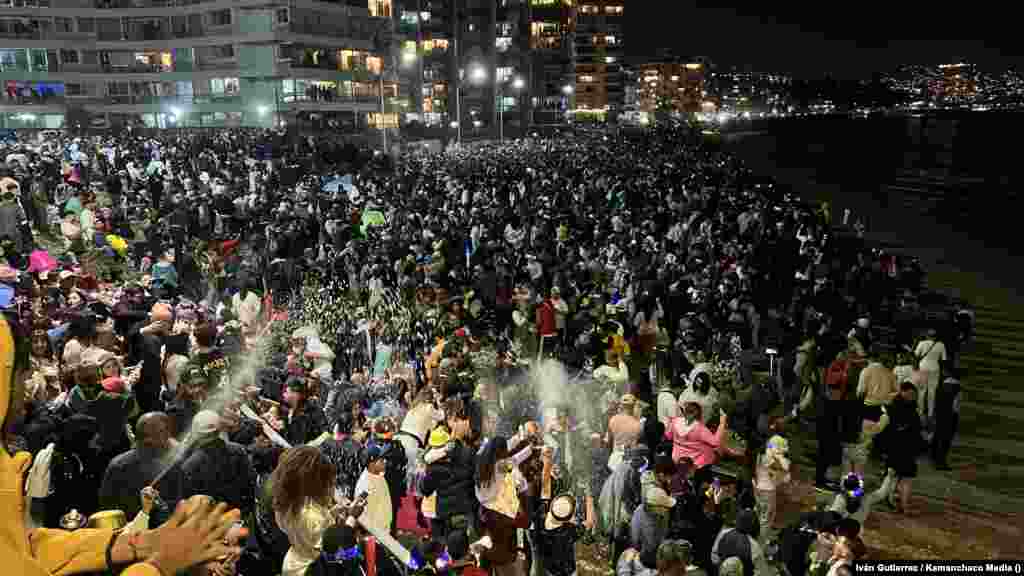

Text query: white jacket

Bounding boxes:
[25,443,55,499]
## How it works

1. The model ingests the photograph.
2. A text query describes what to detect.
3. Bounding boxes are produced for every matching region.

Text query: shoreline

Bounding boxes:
[721,118,1024,300]
[721,119,1024,516]
[717,108,1024,134]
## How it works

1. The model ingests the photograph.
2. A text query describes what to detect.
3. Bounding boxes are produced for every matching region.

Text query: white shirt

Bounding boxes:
[657,389,679,425]
[355,470,392,535]
[400,403,440,444]
[594,361,629,387]
[915,339,947,371]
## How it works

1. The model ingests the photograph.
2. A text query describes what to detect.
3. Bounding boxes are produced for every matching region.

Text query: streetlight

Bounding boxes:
[499,75,525,142]
[470,65,487,84]
[455,63,488,144]
[562,84,573,95]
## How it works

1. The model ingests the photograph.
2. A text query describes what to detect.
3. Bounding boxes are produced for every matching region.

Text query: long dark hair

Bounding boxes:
[475,436,509,489]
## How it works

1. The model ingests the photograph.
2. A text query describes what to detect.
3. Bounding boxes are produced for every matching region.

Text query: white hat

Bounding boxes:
[544,494,576,530]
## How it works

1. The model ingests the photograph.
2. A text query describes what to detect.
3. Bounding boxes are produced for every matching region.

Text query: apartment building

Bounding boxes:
[527,0,573,125]
[0,0,395,130]
[573,0,623,118]
[394,0,532,138]
[638,59,707,116]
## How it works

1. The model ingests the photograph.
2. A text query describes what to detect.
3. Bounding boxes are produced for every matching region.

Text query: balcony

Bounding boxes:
[0,93,64,105]
[99,93,240,105]
[119,26,171,41]
[0,26,50,40]
[282,91,379,106]
[92,0,207,7]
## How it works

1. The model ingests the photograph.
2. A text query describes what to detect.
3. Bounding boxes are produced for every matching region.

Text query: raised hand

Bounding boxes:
[144,496,247,576]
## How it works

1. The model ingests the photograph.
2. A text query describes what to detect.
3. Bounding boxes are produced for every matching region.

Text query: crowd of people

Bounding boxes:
[0,122,975,576]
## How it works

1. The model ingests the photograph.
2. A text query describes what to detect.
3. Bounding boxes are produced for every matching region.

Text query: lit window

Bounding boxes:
[670,75,679,82]
[367,112,398,128]
[496,37,512,52]
[604,5,623,14]
[368,0,392,18]
[605,35,616,45]
[605,56,616,63]
[210,77,239,95]
[580,75,593,82]
[367,56,383,74]
[420,11,430,22]
[401,11,418,26]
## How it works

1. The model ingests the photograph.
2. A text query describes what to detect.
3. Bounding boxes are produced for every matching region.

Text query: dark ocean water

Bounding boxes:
[725,115,1024,512]
[723,113,1024,292]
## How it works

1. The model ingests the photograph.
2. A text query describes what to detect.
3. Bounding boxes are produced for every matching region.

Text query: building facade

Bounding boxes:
[0,0,395,130]
[524,0,573,125]
[396,0,533,138]
[935,62,977,104]
[637,58,707,116]
[573,0,623,118]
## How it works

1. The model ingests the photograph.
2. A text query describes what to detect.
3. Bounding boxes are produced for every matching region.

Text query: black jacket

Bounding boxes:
[181,437,256,514]
[127,324,164,414]
[284,405,327,446]
[534,498,582,576]
[99,446,183,527]
[420,441,476,519]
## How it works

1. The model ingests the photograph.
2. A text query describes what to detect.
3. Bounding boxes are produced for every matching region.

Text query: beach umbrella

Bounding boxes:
[0,284,12,309]
[321,176,345,194]
[27,250,57,273]
[64,196,82,216]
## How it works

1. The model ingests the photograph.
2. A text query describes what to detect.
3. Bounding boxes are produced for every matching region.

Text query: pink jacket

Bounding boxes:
[665,417,725,469]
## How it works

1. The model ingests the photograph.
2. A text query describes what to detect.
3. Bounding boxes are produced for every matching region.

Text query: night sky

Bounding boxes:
[626,2,1023,79]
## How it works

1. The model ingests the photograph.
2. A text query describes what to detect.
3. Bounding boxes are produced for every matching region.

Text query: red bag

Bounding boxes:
[824,358,850,401]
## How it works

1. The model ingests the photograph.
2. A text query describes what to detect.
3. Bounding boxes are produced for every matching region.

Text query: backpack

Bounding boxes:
[824,358,850,401]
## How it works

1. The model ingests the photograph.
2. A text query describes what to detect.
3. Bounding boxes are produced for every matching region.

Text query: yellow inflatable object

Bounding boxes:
[106,234,128,257]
